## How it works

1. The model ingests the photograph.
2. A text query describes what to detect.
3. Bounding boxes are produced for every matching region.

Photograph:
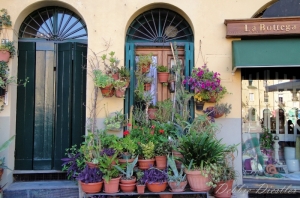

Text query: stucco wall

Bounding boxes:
[0,0,272,187]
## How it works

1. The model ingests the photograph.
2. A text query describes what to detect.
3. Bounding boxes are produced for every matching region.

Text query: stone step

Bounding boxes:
[3,181,79,198]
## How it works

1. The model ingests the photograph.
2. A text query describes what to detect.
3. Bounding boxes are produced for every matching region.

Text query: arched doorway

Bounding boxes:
[15,6,87,170]
[124,8,194,117]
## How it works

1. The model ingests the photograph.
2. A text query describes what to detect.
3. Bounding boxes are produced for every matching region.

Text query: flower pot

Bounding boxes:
[136,184,145,193]
[146,181,167,192]
[0,50,10,62]
[168,81,175,93]
[157,72,169,83]
[214,112,224,118]
[141,64,150,73]
[148,108,158,120]
[159,194,173,198]
[144,83,151,91]
[214,180,233,198]
[155,155,167,170]
[184,169,212,192]
[100,85,114,97]
[104,176,121,193]
[80,180,103,193]
[112,73,120,80]
[138,159,155,170]
[172,150,184,169]
[195,101,205,111]
[119,183,136,193]
[115,88,125,98]
[168,180,187,192]
[86,162,99,168]
[206,95,217,103]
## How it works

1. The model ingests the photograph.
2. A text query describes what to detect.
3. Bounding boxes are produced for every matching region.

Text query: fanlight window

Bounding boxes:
[19,7,87,41]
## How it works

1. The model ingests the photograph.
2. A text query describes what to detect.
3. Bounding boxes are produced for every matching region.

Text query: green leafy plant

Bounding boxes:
[101,51,120,74]
[214,103,232,117]
[0,41,16,58]
[154,139,172,156]
[113,79,127,90]
[136,169,145,185]
[120,66,130,78]
[0,9,12,30]
[93,69,113,88]
[0,135,15,170]
[98,153,120,182]
[157,65,169,72]
[79,130,103,163]
[167,155,186,185]
[260,127,273,149]
[137,53,153,68]
[143,76,153,84]
[114,156,138,180]
[120,135,138,156]
[104,109,125,130]
[155,99,173,123]
[140,141,155,159]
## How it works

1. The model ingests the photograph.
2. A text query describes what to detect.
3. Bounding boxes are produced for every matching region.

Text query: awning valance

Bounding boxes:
[232,39,300,72]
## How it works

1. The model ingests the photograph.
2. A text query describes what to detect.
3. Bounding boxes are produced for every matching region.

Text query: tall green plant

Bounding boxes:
[114,156,138,179]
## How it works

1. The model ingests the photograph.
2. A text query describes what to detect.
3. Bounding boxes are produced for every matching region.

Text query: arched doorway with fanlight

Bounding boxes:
[124,8,194,118]
[15,6,87,170]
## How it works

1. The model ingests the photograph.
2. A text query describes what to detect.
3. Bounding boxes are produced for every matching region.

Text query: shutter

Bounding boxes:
[124,43,135,120]
[54,43,73,169]
[185,42,195,120]
[71,43,87,146]
[15,42,36,170]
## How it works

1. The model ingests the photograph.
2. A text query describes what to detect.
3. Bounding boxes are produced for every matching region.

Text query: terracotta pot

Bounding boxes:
[195,101,205,111]
[104,176,121,193]
[172,150,184,169]
[100,85,114,97]
[184,169,212,192]
[168,180,187,192]
[141,64,150,73]
[120,176,136,184]
[115,88,125,98]
[157,72,169,83]
[146,181,167,192]
[159,194,173,198]
[155,155,167,170]
[80,180,103,193]
[214,112,224,118]
[136,184,145,193]
[138,159,155,170]
[119,183,136,193]
[206,95,217,103]
[148,108,158,120]
[0,50,10,62]
[86,162,99,168]
[144,83,151,91]
[214,180,233,198]
[112,73,120,80]
[119,158,134,165]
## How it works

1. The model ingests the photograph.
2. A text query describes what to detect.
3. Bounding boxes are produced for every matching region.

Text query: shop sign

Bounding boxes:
[225,17,300,38]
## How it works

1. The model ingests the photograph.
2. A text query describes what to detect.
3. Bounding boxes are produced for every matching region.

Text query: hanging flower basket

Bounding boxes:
[115,88,125,98]
[100,84,114,97]
[157,72,169,83]
[0,50,10,62]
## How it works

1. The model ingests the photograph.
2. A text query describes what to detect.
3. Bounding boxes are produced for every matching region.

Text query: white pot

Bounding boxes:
[284,147,296,160]
[286,159,300,173]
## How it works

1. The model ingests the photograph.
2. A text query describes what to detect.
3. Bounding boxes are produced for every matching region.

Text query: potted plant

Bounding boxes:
[148,103,158,120]
[0,41,16,62]
[167,155,187,192]
[138,141,155,170]
[77,165,103,193]
[119,66,130,87]
[141,167,168,192]
[213,103,232,118]
[259,127,274,165]
[113,79,127,98]
[93,69,114,97]
[194,93,205,111]
[0,135,15,180]
[136,169,145,194]
[104,109,125,131]
[137,53,153,73]
[101,51,120,80]
[178,117,227,192]
[184,64,228,103]
[157,65,169,83]
[143,76,153,91]
[114,156,138,192]
[98,153,121,193]
[212,145,238,198]
[119,135,138,163]
[154,139,172,170]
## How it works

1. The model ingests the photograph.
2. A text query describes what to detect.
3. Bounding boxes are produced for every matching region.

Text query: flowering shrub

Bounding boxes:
[183,65,228,102]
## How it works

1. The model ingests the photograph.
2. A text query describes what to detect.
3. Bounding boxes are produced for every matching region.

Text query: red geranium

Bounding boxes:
[159,129,164,134]
[123,130,130,136]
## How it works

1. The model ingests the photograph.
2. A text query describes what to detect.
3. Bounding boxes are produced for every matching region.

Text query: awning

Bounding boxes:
[232,39,300,72]
[265,80,300,92]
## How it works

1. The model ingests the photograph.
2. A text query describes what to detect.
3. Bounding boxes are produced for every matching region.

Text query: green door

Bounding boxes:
[15,42,87,170]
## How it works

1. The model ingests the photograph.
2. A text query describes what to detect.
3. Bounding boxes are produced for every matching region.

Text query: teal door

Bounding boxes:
[15,42,87,170]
